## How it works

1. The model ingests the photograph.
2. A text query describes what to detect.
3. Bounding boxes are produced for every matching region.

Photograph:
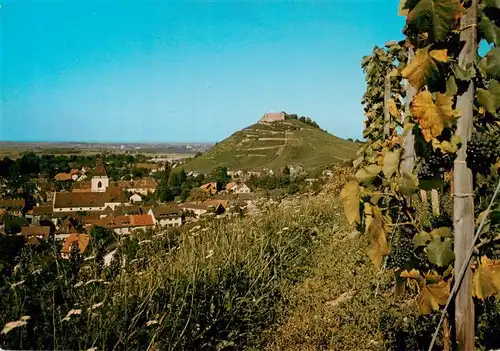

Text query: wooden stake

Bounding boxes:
[400,48,416,210]
[384,73,391,136]
[431,189,440,216]
[454,2,477,349]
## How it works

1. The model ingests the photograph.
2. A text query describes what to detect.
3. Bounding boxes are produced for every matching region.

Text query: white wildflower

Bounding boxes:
[88,302,104,311]
[205,250,214,259]
[1,316,30,335]
[10,280,25,289]
[84,279,104,286]
[62,309,82,322]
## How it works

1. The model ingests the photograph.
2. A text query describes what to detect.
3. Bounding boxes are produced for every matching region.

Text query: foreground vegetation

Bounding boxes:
[1,190,339,350]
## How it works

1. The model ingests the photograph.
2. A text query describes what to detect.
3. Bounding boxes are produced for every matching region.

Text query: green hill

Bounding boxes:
[183,119,358,173]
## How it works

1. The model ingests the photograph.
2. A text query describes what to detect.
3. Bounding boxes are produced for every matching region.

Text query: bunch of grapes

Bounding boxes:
[467,131,500,174]
[417,152,454,180]
[386,236,414,269]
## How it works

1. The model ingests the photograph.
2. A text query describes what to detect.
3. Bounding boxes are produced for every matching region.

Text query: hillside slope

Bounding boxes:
[183,119,358,173]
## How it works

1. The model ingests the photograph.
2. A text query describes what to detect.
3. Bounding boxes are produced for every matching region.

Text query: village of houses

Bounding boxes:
[0,159,258,258]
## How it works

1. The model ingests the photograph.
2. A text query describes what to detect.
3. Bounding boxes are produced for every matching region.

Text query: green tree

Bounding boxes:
[210,166,230,185]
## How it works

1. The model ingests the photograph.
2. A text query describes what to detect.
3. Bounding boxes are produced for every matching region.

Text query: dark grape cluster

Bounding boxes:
[386,236,414,269]
[417,152,455,180]
[467,131,500,174]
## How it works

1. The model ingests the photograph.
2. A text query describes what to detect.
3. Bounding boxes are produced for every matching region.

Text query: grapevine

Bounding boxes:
[341,0,500,347]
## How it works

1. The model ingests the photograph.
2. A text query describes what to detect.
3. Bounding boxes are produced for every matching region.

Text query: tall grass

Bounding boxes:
[1,194,341,350]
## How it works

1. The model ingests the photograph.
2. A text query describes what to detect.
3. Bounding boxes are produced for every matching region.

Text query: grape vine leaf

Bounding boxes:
[364,202,374,229]
[445,76,458,96]
[406,0,464,42]
[401,48,448,91]
[426,237,455,267]
[481,47,500,80]
[417,281,450,314]
[367,206,389,267]
[414,231,432,247]
[452,63,476,82]
[399,171,419,196]
[382,149,401,178]
[432,135,461,154]
[472,256,500,299]
[430,227,453,238]
[412,91,454,142]
[483,0,500,8]
[479,16,500,46]
[355,164,381,183]
[340,181,361,225]
[477,79,500,114]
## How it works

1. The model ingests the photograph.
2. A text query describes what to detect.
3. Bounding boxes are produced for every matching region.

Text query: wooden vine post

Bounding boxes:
[384,73,391,136]
[400,48,416,181]
[453,0,477,348]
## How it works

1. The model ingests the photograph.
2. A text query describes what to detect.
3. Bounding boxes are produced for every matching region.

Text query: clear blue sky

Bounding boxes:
[1,0,405,143]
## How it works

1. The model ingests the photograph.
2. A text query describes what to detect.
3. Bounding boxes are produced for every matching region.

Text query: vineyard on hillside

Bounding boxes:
[341,0,500,349]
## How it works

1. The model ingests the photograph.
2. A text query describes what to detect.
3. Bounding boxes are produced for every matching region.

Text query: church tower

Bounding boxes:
[91,159,109,192]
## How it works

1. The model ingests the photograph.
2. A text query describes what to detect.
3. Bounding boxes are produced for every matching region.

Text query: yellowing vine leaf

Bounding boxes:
[412,91,454,142]
[366,206,389,267]
[432,135,461,154]
[402,48,448,91]
[355,164,381,183]
[401,269,421,280]
[387,99,399,118]
[340,181,361,225]
[407,0,464,42]
[382,149,401,179]
[472,256,500,299]
[417,281,450,314]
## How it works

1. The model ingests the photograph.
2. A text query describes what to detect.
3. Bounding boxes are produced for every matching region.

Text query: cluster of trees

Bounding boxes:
[0,152,152,184]
[155,165,232,203]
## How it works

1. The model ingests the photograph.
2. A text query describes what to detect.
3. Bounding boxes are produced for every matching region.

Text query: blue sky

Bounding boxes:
[1,0,405,143]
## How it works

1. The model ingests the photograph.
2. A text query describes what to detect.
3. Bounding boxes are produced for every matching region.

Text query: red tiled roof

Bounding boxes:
[54,187,126,208]
[180,202,209,211]
[55,173,73,181]
[93,160,107,177]
[61,234,90,255]
[202,199,229,209]
[21,226,51,240]
[150,205,182,218]
[0,199,25,209]
[32,205,53,216]
[130,214,154,226]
